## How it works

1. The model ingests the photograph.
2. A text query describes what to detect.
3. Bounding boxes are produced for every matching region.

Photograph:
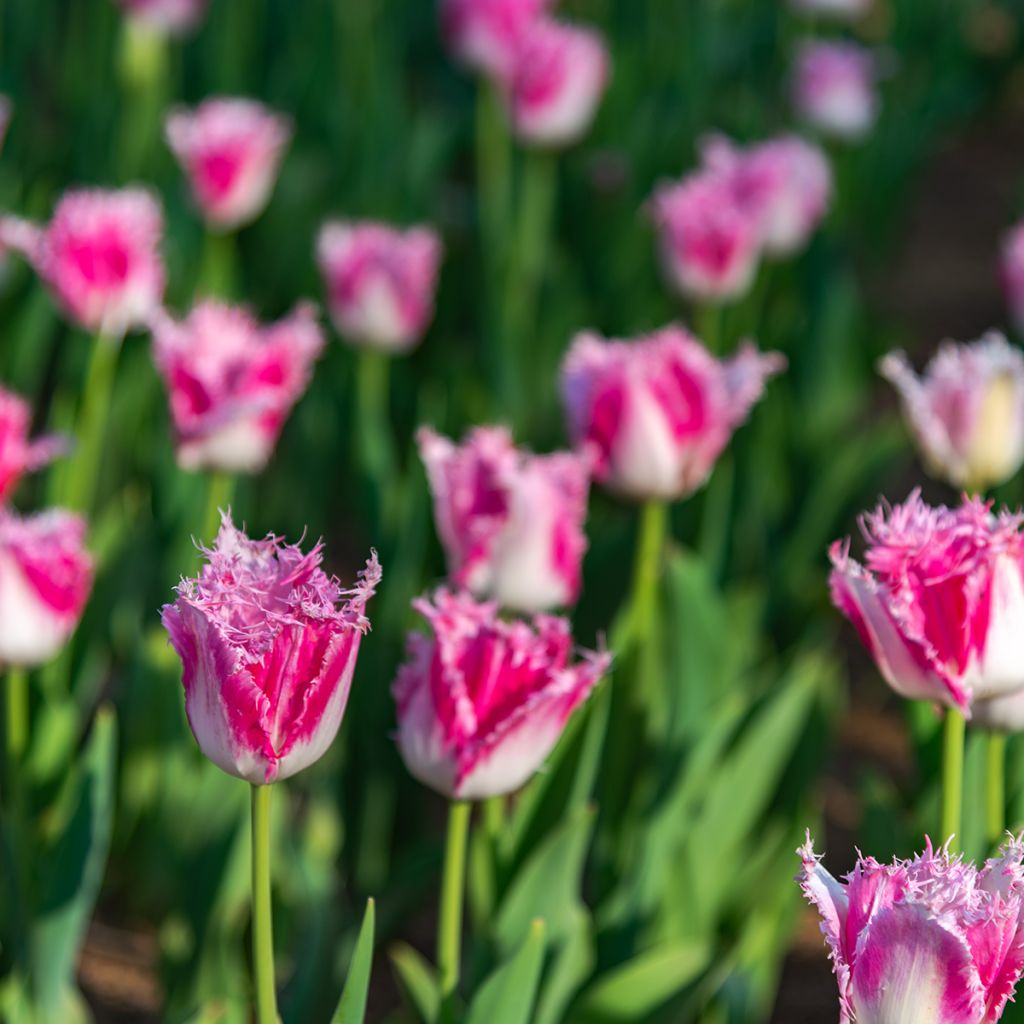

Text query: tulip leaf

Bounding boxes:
[389,941,440,1023]
[573,941,710,1022]
[533,903,595,1024]
[465,918,546,1024]
[331,898,375,1024]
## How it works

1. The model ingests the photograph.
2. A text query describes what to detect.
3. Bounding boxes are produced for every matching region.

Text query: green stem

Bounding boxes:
[251,784,278,1024]
[629,501,668,652]
[356,348,396,527]
[6,667,28,771]
[203,472,236,544]
[941,709,965,850]
[438,800,471,1024]
[694,303,725,354]
[986,730,1007,846]
[63,332,121,514]
[199,230,238,299]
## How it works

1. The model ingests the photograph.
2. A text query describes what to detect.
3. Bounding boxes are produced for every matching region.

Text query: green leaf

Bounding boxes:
[465,918,546,1024]
[390,941,440,1024]
[573,942,710,1022]
[533,904,595,1024]
[332,898,376,1024]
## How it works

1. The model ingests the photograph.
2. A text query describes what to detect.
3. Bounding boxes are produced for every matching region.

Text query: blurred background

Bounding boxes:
[3,1,1024,1021]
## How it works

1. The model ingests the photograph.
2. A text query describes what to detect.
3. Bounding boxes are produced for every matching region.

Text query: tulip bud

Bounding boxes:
[561,324,784,500]
[880,333,1024,492]
[0,386,66,502]
[791,40,879,140]
[161,514,381,784]
[440,0,552,78]
[392,588,609,800]
[316,221,442,353]
[417,426,590,612]
[0,509,93,667]
[151,300,324,474]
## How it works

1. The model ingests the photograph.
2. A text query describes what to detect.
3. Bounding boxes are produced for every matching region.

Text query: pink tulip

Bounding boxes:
[561,325,784,500]
[0,387,66,503]
[799,833,1024,1024]
[417,426,590,612]
[440,0,552,78]
[316,221,442,353]
[151,300,324,474]
[10,189,165,336]
[166,98,292,230]
[504,19,610,148]
[792,40,879,140]
[161,515,381,784]
[114,0,208,35]
[649,170,763,302]
[881,334,1024,492]
[392,588,609,800]
[830,491,1024,713]
[789,0,871,18]
[0,509,93,666]
[701,134,832,256]
[1001,221,1024,335]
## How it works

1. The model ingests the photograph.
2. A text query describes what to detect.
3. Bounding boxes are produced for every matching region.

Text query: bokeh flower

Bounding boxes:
[789,0,871,18]
[418,425,590,612]
[165,97,292,230]
[649,170,763,302]
[392,588,609,800]
[1001,221,1024,335]
[0,509,93,666]
[0,386,65,503]
[792,40,879,140]
[114,0,208,35]
[880,333,1024,492]
[151,300,324,473]
[316,221,442,353]
[799,833,1024,1023]
[440,0,552,78]
[561,324,784,500]
[504,19,610,148]
[161,515,381,784]
[830,491,1024,713]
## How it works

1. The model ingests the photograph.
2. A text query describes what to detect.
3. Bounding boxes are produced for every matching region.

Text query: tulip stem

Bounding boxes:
[629,500,668,652]
[63,331,121,515]
[203,472,235,544]
[200,230,238,300]
[5,667,28,773]
[986,731,1007,846]
[941,709,965,850]
[251,783,278,1024]
[694,303,724,354]
[356,348,396,529]
[438,799,470,1024]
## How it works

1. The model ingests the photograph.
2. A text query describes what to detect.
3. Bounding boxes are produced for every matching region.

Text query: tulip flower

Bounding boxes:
[417,426,590,612]
[701,134,832,257]
[115,0,208,34]
[165,98,293,231]
[10,188,165,337]
[649,170,763,302]
[392,588,610,801]
[561,324,784,501]
[789,0,871,18]
[798,833,1024,1024]
[973,689,1024,732]
[1001,221,1024,335]
[880,333,1024,493]
[151,300,324,474]
[0,96,11,154]
[0,387,66,503]
[316,221,442,353]
[792,40,879,140]
[503,19,610,148]
[0,509,93,667]
[161,514,380,785]
[440,0,552,78]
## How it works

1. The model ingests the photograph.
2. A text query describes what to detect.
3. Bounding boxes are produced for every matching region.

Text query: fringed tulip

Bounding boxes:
[649,171,763,302]
[505,19,610,148]
[392,589,609,800]
[161,515,381,784]
[115,0,208,34]
[417,426,590,612]
[0,509,92,666]
[11,188,165,336]
[792,40,878,140]
[165,98,292,230]
[0,387,65,502]
[798,834,1024,1024]
[1001,221,1024,335]
[151,300,324,473]
[561,325,784,500]
[316,221,442,353]
[830,491,1024,713]
[880,333,1024,492]
[702,134,832,257]
[440,0,552,78]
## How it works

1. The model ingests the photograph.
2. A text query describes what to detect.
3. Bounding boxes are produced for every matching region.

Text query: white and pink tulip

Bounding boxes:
[792,40,879,140]
[0,387,65,503]
[114,0,208,34]
[440,0,552,78]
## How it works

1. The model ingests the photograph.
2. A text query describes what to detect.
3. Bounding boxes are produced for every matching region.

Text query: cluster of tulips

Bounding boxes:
[2,0,1023,1022]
